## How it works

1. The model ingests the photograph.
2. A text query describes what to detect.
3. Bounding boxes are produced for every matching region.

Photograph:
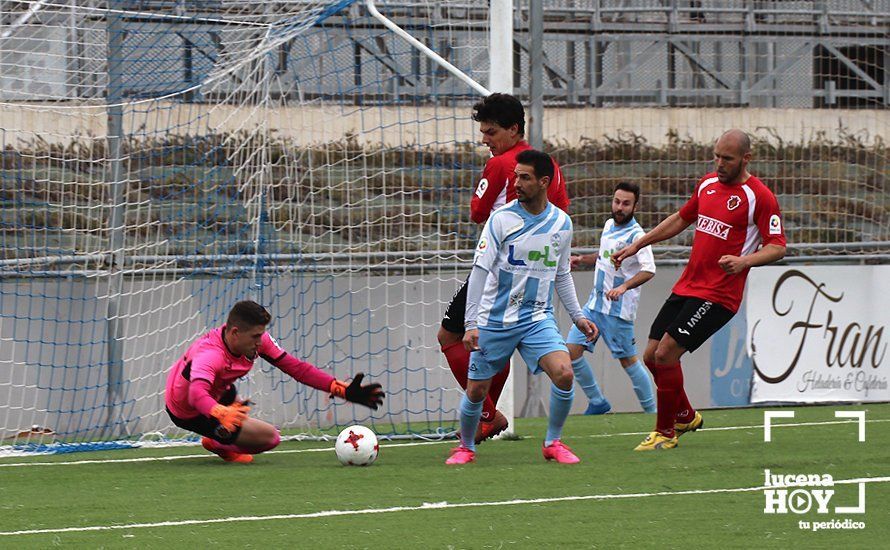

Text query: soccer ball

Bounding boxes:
[335,425,379,466]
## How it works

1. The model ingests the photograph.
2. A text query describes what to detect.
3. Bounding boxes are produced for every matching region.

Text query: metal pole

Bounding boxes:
[104,1,128,439]
[488,0,513,93]
[528,0,544,149]
[521,0,548,418]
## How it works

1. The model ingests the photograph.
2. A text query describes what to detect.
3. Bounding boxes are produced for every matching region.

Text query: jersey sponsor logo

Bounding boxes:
[550,233,561,252]
[508,244,558,267]
[769,214,782,235]
[727,195,741,210]
[696,215,731,240]
[677,327,690,335]
[475,177,489,198]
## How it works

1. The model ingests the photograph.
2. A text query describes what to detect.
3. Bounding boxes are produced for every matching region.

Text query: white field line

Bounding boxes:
[1,476,887,537]
[583,417,890,439]
[1,417,888,469]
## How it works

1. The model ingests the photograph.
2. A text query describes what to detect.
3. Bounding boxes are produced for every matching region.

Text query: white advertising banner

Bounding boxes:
[748,266,889,403]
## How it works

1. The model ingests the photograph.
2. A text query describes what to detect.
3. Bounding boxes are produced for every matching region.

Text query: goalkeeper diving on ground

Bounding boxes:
[165,300,385,463]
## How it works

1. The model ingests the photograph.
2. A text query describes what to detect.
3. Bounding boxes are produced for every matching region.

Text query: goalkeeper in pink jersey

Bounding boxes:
[165,300,385,463]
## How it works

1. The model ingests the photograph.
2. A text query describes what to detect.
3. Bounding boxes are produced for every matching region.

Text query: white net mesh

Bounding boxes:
[0,0,493,452]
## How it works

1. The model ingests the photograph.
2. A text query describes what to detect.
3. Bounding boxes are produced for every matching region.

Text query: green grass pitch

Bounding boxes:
[2,403,887,549]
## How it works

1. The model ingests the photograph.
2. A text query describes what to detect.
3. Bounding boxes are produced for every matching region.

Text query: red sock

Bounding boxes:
[675,389,695,424]
[644,359,660,385]
[442,341,497,421]
[654,363,683,438]
[486,361,510,409]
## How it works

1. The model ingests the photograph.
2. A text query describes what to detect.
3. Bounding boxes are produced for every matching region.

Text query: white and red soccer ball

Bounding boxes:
[335,425,379,466]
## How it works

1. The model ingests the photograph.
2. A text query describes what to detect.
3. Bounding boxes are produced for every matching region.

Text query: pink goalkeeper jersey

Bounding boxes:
[674,172,786,313]
[165,325,334,418]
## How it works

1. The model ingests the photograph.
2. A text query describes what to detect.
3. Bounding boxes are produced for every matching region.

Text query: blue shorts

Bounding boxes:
[566,309,637,359]
[468,318,568,381]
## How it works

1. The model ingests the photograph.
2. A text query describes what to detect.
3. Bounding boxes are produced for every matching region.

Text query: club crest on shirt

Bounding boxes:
[550,233,561,252]
[726,195,741,210]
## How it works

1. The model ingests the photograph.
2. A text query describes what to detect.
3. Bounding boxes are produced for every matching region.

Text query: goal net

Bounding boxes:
[0,0,493,453]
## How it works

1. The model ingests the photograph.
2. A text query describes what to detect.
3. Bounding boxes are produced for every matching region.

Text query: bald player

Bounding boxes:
[612,129,786,451]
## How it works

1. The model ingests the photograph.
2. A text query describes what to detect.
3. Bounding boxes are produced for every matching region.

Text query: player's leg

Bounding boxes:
[665,299,734,436]
[634,295,686,450]
[600,312,654,412]
[446,354,497,465]
[438,280,503,426]
[565,314,609,414]
[536,350,581,464]
[167,403,258,464]
[520,319,579,463]
[618,355,656,412]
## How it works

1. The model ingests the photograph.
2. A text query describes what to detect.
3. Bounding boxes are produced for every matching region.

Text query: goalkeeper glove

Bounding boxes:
[210,402,250,431]
[330,373,385,410]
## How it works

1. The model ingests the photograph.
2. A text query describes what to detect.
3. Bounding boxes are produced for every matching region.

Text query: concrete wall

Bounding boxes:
[0,265,751,442]
[2,103,886,148]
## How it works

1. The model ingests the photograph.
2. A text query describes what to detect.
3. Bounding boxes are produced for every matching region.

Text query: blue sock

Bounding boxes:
[545,384,574,445]
[459,394,484,451]
[571,356,606,405]
[625,359,656,413]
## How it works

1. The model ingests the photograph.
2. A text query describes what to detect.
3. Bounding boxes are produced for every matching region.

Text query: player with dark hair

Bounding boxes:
[165,300,385,463]
[447,149,597,465]
[567,181,657,414]
[438,93,570,443]
[612,129,786,451]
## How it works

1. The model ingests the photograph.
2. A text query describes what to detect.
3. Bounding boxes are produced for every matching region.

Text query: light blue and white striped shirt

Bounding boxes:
[471,200,574,329]
[585,217,656,322]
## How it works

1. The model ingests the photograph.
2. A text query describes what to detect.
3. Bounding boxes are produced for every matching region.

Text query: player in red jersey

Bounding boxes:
[612,129,786,451]
[438,93,570,442]
[166,301,384,463]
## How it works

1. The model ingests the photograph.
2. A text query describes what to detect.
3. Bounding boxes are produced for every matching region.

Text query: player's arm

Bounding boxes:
[719,191,787,274]
[570,252,598,270]
[470,159,507,224]
[555,224,598,341]
[261,336,384,410]
[187,354,250,430]
[463,214,502,350]
[606,237,655,300]
[612,212,691,266]
[718,243,786,274]
[462,263,488,351]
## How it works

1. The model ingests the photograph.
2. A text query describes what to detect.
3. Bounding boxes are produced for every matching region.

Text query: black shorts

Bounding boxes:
[648,293,735,353]
[441,277,469,334]
[166,385,241,444]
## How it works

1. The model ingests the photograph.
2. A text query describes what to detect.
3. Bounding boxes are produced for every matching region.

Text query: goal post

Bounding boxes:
[0,0,500,454]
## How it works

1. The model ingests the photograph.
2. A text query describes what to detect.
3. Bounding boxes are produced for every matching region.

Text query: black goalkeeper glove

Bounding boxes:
[330,373,385,410]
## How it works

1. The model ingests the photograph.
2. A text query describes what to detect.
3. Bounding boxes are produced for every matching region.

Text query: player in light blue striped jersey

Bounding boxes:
[446,149,598,465]
[566,182,657,414]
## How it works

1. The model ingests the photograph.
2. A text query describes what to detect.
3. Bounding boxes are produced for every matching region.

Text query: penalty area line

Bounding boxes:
[1,476,887,537]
